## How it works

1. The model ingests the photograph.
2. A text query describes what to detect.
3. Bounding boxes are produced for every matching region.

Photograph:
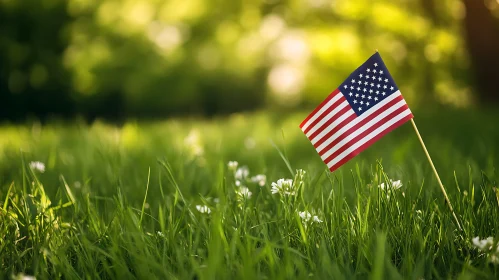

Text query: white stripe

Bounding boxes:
[319,98,407,160]
[306,100,348,138]
[316,90,403,153]
[301,92,343,132]
[326,109,412,168]
[311,110,355,144]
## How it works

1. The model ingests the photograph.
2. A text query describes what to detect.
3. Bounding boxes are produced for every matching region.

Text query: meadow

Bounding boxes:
[1,109,499,279]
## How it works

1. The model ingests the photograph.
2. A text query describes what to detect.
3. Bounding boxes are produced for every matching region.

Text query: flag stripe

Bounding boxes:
[326,108,413,168]
[303,96,346,135]
[317,94,406,155]
[300,90,343,132]
[313,91,403,150]
[300,89,342,130]
[313,112,357,148]
[307,102,351,139]
[322,104,410,164]
[310,107,355,144]
[327,112,414,171]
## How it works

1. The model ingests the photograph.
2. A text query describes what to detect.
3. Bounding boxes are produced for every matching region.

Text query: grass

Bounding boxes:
[0,109,499,279]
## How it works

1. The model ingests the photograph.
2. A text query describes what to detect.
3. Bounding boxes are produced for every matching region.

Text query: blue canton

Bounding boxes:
[338,53,399,116]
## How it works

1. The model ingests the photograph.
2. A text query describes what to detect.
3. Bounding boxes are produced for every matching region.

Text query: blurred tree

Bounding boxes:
[0,0,497,121]
[0,0,74,121]
[462,0,499,104]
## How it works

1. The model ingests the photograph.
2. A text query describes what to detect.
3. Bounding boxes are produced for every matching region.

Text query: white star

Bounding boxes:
[378,77,382,81]
[374,97,378,101]
[374,63,378,67]
[369,89,373,93]
[349,92,353,96]
[360,101,364,105]
[363,88,367,92]
[380,70,384,74]
[355,93,359,98]
[366,75,370,79]
[351,79,355,83]
[376,84,381,88]
[373,69,377,73]
[366,102,370,106]
[361,94,365,99]
[383,85,387,89]
[358,107,362,111]
[350,86,354,90]
[357,87,361,91]
[372,76,376,80]
[390,86,394,90]
[358,80,362,85]
[359,74,363,78]
[353,99,357,104]
[370,83,374,87]
[364,81,368,86]
[376,90,379,94]
[344,85,348,89]
[367,68,371,72]
[368,96,372,100]
[385,78,389,83]
[382,92,386,96]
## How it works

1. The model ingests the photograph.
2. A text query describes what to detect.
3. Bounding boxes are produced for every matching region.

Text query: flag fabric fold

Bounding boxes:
[300,52,413,172]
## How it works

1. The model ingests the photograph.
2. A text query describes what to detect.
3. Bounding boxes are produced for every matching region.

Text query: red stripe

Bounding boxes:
[300,89,341,129]
[307,105,351,141]
[317,95,405,156]
[328,113,413,172]
[313,112,356,149]
[303,94,346,135]
[322,104,410,164]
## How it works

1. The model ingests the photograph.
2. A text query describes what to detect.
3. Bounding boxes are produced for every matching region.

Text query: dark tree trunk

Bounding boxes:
[462,0,499,104]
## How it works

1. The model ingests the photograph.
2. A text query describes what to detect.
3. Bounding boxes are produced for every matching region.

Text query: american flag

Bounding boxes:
[300,52,413,172]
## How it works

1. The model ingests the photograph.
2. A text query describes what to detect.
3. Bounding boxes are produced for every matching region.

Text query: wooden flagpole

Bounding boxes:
[410,118,463,231]
[374,49,461,230]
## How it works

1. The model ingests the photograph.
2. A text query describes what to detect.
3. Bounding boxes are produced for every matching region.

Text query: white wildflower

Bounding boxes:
[313,216,323,223]
[213,198,220,204]
[13,273,36,280]
[378,179,403,190]
[157,231,165,238]
[271,179,295,195]
[472,236,497,251]
[472,236,499,264]
[299,211,312,221]
[392,180,403,189]
[299,211,323,223]
[251,174,267,186]
[196,205,211,214]
[235,166,250,180]
[236,187,252,199]
[235,180,242,187]
[228,161,239,171]
[29,161,45,173]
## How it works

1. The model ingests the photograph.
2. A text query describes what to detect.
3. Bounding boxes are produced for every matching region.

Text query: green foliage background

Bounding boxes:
[2,0,494,120]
